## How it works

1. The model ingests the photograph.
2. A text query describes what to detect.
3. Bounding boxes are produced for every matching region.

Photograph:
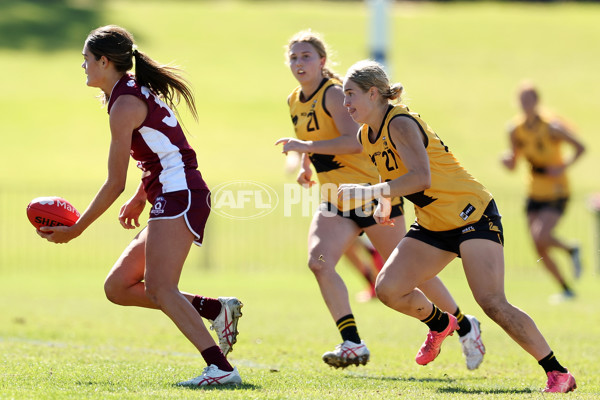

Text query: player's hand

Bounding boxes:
[297,168,316,188]
[275,138,310,154]
[545,165,566,177]
[37,225,81,244]
[374,198,395,226]
[501,151,516,170]
[338,184,369,201]
[119,198,145,229]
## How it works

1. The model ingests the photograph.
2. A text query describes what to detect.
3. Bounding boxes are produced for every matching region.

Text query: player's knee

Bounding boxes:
[144,277,166,304]
[532,233,551,249]
[374,283,390,304]
[104,277,125,305]
[307,256,331,275]
[476,294,508,320]
[374,277,399,305]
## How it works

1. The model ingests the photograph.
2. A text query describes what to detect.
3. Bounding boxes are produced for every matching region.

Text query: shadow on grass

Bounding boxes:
[175,383,260,391]
[344,374,468,383]
[346,374,536,394]
[0,0,104,51]
[75,381,260,391]
[438,386,535,394]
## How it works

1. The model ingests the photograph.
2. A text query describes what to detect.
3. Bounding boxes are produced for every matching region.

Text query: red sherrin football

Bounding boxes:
[26,196,80,230]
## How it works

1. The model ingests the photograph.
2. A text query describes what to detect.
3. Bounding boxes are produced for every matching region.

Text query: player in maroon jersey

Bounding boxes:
[37,25,242,387]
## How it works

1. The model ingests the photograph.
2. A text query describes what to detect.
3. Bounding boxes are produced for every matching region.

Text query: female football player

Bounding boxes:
[284,151,385,303]
[276,31,485,371]
[502,83,585,301]
[339,60,576,393]
[37,25,242,387]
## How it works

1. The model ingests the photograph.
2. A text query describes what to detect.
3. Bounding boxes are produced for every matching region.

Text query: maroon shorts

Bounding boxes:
[148,189,211,246]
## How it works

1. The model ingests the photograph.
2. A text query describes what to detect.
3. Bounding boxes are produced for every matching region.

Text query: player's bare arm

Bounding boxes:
[39,95,144,243]
[380,116,431,198]
[276,86,361,155]
[501,126,519,170]
[549,122,586,167]
[119,181,147,229]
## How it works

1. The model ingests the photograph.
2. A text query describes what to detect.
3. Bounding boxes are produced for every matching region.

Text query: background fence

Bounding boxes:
[5,184,599,279]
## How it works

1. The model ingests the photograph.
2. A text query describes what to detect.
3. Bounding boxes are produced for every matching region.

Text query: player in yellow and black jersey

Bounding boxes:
[359,104,493,232]
[339,60,576,393]
[502,83,585,300]
[276,31,485,371]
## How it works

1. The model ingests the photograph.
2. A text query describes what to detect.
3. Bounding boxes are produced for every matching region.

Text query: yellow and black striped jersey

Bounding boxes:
[360,104,492,231]
[511,114,569,200]
[289,78,399,211]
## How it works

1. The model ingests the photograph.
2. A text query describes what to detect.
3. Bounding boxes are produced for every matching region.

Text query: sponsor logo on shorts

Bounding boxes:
[151,196,167,216]
[462,226,475,234]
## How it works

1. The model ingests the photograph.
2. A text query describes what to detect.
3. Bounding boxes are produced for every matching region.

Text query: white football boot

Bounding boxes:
[209,297,243,356]
[176,365,242,386]
[459,315,486,370]
[322,340,370,368]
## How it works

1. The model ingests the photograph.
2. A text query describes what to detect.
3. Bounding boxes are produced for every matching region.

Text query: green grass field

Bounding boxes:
[1,0,600,398]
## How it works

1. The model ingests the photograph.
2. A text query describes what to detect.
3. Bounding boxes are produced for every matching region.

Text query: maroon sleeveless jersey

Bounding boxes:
[107,74,208,203]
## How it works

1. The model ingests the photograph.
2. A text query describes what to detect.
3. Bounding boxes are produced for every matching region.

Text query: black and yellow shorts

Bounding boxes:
[319,197,404,229]
[405,199,503,258]
[526,197,568,215]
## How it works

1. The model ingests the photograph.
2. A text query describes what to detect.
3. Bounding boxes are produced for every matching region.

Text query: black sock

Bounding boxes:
[191,296,222,320]
[561,283,574,294]
[336,314,361,344]
[421,304,449,332]
[200,345,233,372]
[453,307,472,337]
[538,351,568,374]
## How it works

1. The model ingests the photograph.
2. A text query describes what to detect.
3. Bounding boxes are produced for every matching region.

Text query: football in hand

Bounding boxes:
[26,197,80,230]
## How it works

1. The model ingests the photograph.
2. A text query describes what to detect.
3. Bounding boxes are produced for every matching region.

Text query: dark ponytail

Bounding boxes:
[85,25,198,121]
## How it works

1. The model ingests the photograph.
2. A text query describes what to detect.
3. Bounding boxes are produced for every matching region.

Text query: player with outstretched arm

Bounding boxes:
[37,25,242,387]
[338,60,576,393]
[276,31,485,371]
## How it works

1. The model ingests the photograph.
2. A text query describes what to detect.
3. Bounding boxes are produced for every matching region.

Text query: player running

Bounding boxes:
[276,31,485,371]
[37,25,242,387]
[339,60,576,393]
[502,82,585,301]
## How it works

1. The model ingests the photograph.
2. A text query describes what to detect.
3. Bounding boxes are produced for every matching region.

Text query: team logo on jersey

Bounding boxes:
[381,136,390,148]
[459,203,476,221]
[127,80,135,87]
[151,196,167,216]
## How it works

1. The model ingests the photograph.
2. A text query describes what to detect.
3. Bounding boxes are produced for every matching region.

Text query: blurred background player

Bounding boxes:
[345,236,384,302]
[502,82,586,301]
[276,30,485,371]
[37,25,242,387]
[285,151,384,302]
[339,60,576,393]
